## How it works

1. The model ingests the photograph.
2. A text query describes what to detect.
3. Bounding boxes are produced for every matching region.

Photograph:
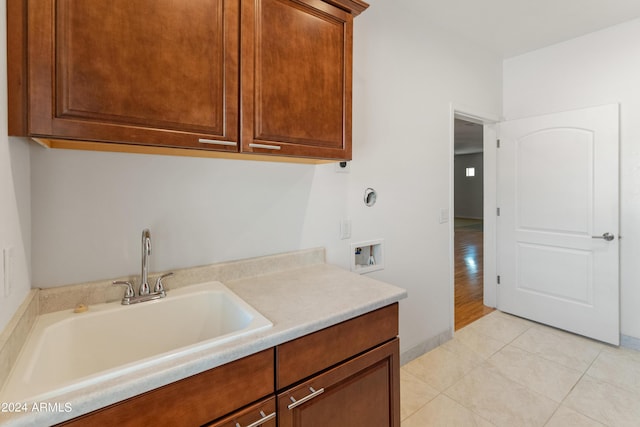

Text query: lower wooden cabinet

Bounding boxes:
[56,304,399,427]
[277,338,400,427]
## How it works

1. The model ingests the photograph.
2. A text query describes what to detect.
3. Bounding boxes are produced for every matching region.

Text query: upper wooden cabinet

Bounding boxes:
[8,0,369,161]
[241,0,353,159]
[18,0,240,152]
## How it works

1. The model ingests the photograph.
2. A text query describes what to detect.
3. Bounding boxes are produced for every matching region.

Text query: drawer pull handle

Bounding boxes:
[287,386,325,410]
[198,139,238,147]
[238,410,276,427]
[249,143,281,151]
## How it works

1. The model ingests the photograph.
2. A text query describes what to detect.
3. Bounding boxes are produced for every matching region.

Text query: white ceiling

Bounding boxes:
[454,119,483,155]
[403,0,640,58]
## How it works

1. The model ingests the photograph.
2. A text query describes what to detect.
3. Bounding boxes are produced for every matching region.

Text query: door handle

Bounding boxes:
[592,232,615,241]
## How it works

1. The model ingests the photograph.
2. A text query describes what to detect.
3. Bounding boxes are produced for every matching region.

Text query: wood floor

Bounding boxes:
[454,220,494,330]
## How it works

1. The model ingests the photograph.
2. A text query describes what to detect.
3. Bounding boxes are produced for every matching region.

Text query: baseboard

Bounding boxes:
[621,334,640,351]
[400,328,453,366]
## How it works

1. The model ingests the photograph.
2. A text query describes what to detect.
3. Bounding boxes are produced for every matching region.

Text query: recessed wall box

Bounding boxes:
[351,239,384,274]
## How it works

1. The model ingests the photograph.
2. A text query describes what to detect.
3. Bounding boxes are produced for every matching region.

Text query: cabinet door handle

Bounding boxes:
[241,410,276,427]
[287,386,325,410]
[249,143,281,151]
[198,138,238,147]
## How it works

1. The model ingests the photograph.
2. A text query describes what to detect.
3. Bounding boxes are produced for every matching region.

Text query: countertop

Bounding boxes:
[0,261,406,426]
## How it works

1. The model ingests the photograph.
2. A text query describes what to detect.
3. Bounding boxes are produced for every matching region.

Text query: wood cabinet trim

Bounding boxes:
[7,0,28,135]
[323,0,369,16]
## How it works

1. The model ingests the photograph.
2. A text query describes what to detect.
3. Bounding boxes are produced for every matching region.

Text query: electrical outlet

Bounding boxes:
[339,219,352,240]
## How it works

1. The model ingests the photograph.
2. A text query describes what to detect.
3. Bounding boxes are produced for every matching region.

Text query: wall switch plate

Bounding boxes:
[339,219,352,240]
[439,208,449,224]
[3,247,14,297]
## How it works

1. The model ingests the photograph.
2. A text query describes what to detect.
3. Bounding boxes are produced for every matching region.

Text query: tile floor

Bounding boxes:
[401,311,640,426]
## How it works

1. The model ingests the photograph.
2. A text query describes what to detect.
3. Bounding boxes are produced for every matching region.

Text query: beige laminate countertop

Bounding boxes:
[1,260,406,427]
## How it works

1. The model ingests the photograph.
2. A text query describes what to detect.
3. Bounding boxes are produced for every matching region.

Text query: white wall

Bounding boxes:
[0,0,32,330]
[503,18,640,341]
[30,148,351,287]
[349,1,502,355]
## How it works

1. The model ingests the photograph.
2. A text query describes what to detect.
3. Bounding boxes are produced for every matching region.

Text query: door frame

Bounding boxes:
[448,104,500,332]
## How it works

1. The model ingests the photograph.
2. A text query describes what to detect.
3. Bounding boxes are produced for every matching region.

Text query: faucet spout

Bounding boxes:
[140,229,151,295]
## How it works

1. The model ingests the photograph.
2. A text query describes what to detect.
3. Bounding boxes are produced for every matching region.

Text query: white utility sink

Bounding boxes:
[1,281,272,402]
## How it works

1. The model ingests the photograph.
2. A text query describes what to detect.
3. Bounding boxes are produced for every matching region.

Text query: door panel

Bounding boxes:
[29,0,239,150]
[497,104,619,344]
[277,339,400,427]
[241,0,353,159]
[516,129,593,234]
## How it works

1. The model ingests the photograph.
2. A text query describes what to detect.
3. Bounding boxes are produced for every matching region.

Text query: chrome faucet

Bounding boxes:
[140,229,151,295]
[112,228,173,305]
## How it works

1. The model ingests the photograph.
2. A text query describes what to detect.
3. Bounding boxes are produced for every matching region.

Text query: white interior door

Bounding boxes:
[497,104,619,345]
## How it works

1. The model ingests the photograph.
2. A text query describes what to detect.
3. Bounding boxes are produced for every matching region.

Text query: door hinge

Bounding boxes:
[497,207,501,216]
[497,139,501,148]
[497,275,501,284]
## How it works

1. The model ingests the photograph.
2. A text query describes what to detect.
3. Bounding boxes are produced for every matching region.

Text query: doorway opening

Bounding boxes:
[453,118,494,330]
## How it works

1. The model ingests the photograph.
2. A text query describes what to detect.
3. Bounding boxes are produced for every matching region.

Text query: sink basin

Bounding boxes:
[1,281,272,401]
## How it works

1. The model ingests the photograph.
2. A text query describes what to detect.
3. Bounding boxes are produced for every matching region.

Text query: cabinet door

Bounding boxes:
[241,0,353,160]
[28,0,239,151]
[277,338,400,427]
[206,396,276,427]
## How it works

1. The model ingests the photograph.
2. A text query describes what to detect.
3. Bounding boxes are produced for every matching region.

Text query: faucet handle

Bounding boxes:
[154,272,174,294]
[112,280,135,298]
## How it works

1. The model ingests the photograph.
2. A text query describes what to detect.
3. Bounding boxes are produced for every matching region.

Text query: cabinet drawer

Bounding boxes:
[277,338,400,427]
[276,303,398,389]
[58,349,274,427]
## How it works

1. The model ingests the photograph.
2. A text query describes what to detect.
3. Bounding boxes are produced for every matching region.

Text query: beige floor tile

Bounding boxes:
[403,346,480,392]
[466,311,533,344]
[445,365,558,427]
[402,394,496,427]
[545,406,605,427]
[444,326,506,360]
[564,375,640,426]
[400,368,440,421]
[587,346,640,395]
[511,325,603,372]
[487,345,583,402]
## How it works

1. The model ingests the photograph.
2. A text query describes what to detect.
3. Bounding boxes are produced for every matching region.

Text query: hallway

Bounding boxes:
[454,219,493,330]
